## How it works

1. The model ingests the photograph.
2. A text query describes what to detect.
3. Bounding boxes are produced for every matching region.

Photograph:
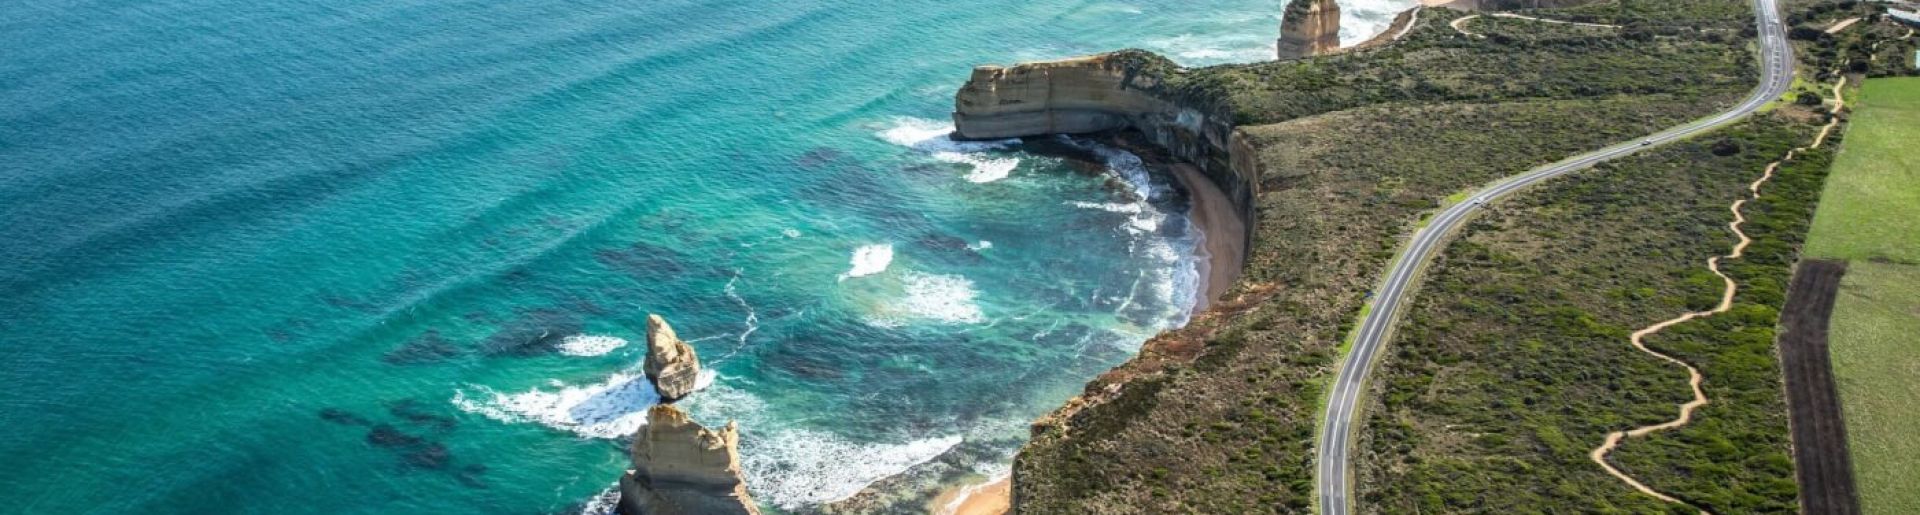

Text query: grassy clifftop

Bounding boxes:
[1010,3,1772,511]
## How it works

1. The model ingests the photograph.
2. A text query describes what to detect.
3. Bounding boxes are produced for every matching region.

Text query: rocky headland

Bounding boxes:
[952,50,1261,261]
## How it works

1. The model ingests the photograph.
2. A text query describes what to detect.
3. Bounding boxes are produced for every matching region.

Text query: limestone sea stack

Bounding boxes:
[644,314,701,402]
[1277,0,1342,60]
[617,405,761,515]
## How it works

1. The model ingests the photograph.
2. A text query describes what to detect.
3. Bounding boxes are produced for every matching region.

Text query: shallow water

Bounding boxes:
[0,1,1411,512]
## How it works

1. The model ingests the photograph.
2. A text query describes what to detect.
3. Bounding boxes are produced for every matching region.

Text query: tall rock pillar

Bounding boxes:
[616,315,759,515]
[1277,0,1342,60]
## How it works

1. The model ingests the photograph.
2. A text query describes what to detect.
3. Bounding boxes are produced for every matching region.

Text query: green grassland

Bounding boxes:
[1006,1,1904,512]
[1805,78,1920,260]
[1803,77,1920,515]
[1355,116,1822,514]
[1823,263,1920,515]
[1008,3,1770,510]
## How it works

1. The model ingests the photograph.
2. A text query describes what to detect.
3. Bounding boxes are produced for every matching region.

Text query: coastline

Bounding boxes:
[930,475,1011,515]
[935,156,1248,515]
[1172,163,1247,313]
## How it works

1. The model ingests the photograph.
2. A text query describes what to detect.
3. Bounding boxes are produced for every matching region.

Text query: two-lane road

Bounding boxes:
[1316,0,1797,513]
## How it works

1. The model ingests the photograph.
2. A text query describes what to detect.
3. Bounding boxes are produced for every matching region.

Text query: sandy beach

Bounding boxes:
[931,475,1011,515]
[1173,163,1247,312]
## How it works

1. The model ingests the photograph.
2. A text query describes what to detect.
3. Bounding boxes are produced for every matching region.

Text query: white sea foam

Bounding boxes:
[1056,136,1201,330]
[1057,137,1169,237]
[450,370,716,439]
[555,335,628,357]
[496,377,963,510]
[877,117,1022,183]
[840,244,894,280]
[578,486,620,515]
[1147,33,1276,65]
[966,240,993,251]
[741,429,964,508]
[1067,200,1144,214]
[901,272,986,324]
[1340,0,1421,46]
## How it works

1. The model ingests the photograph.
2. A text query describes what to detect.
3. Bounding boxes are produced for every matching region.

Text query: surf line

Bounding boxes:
[1588,75,1851,514]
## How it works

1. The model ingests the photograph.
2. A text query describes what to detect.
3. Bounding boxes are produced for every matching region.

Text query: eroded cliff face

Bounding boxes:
[617,405,760,515]
[952,50,1259,253]
[1277,0,1343,60]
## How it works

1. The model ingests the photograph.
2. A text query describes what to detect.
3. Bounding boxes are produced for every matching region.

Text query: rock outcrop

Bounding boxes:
[952,50,1259,254]
[617,405,760,515]
[1277,0,1342,60]
[644,314,701,402]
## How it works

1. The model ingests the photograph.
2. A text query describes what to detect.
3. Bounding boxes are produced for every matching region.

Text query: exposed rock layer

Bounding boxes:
[952,51,1260,257]
[644,314,700,402]
[617,405,760,515]
[1278,0,1343,60]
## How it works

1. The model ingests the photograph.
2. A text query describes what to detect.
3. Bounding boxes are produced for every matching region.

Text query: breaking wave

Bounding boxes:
[461,374,961,510]
[555,335,629,357]
[876,117,1022,183]
[840,243,894,280]
[449,370,717,439]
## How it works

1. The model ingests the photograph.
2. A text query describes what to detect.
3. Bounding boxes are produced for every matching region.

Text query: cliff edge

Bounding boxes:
[951,50,1261,257]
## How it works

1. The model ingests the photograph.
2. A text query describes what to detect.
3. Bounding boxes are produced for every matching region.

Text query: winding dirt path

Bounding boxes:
[1588,75,1852,513]
[1826,17,1862,35]
[1450,13,1621,38]
[1870,28,1915,62]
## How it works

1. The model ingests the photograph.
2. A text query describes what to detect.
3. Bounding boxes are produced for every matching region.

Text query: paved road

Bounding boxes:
[1315,0,1796,513]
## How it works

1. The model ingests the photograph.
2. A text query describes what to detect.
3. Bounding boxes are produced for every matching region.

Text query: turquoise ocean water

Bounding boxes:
[0,0,1409,512]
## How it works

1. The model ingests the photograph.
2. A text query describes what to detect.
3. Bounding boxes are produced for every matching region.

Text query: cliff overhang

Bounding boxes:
[951,50,1261,261]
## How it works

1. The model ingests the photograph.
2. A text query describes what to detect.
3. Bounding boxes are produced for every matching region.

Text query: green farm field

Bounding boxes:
[1806,76,1920,515]
[1806,78,1920,261]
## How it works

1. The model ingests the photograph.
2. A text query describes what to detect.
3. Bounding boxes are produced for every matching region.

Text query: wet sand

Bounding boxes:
[1172,163,1246,312]
[931,476,1010,515]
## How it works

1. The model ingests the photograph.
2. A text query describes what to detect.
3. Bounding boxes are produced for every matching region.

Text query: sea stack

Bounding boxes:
[617,405,761,515]
[1277,0,1342,60]
[644,314,701,402]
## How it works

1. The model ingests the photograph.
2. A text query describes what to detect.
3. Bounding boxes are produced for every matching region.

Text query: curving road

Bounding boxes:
[1315,0,1796,513]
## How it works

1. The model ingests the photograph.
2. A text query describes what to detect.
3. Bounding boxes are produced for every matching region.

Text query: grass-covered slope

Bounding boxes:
[1355,113,1826,514]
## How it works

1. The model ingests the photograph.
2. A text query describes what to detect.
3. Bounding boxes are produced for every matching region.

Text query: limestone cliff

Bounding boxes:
[1277,0,1342,60]
[617,405,760,515]
[644,314,700,402]
[952,50,1259,254]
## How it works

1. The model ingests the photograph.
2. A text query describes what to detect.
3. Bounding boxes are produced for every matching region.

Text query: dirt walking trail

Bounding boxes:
[1588,76,1852,513]
[1449,13,1621,38]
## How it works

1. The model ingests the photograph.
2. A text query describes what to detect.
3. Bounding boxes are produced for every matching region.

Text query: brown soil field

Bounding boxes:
[1777,259,1860,515]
